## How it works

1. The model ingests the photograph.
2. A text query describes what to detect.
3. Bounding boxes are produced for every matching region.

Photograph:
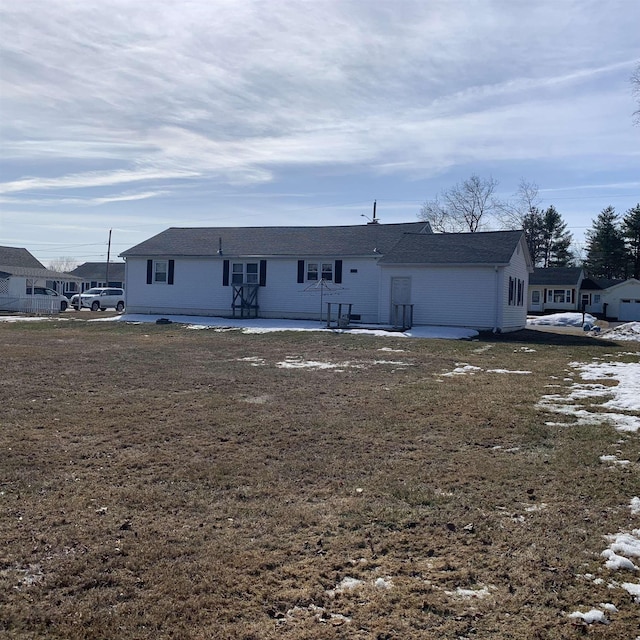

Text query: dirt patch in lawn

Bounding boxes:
[1,321,639,639]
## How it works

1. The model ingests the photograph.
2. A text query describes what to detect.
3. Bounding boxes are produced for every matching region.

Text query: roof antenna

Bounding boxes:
[361,200,380,224]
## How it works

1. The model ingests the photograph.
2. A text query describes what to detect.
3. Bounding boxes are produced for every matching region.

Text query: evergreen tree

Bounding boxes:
[539,206,573,267]
[622,203,640,279]
[584,206,628,279]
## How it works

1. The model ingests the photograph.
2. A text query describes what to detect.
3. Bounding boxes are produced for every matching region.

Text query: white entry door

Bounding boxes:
[530,290,542,312]
[390,277,411,323]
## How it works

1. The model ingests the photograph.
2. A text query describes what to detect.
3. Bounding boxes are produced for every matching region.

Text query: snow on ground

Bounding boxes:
[538,360,640,432]
[0,312,479,339]
[542,352,640,624]
[528,313,640,342]
[600,321,640,342]
[3,312,478,340]
[568,609,609,624]
[442,363,531,377]
[527,312,597,328]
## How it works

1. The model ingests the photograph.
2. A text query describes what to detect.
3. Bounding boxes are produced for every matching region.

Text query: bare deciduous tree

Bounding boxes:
[497,179,541,230]
[48,257,78,273]
[419,175,500,233]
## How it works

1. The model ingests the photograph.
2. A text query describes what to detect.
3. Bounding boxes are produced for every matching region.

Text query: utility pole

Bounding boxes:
[105,229,112,286]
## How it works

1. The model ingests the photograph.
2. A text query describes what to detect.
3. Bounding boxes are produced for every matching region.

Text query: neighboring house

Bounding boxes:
[598,278,640,321]
[528,266,640,321]
[120,223,532,332]
[527,267,584,313]
[578,276,623,316]
[0,246,80,313]
[65,262,126,295]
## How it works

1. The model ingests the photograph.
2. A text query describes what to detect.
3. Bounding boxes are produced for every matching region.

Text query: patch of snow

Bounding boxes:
[537,358,640,433]
[81,313,481,340]
[442,363,483,376]
[600,322,640,342]
[621,582,640,602]
[631,497,640,515]
[374,577,392,589]
[524,503,547,512]
[327,576,364,597]
[238,356,265,366]
[567,609,609,624]
[602,549,638,571]
[599,455,631,466]
[485,369,532,374]
[446,585,491,599]
[275,358,356,370]
[527,312,597,327]
[599,602,618,612]
[607,530,640,559]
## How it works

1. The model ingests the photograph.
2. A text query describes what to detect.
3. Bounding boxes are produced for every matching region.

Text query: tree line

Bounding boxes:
[418,175,640,279]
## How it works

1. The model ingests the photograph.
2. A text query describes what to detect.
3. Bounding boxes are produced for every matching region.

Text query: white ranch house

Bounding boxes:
[528,266,640,321]
[0,246,79,314]
[120,223,533,332]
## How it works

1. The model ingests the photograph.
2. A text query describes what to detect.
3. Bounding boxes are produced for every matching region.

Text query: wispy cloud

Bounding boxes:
[1,0,639,259]
[0,168,199,194]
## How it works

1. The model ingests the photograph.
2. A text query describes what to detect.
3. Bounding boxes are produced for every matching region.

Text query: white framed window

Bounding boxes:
[306,263,318,281]
[594,294,601,303]
[154,260,168,283]
[306,262,333,281]
[547,289,571,304]
[531,290,540,304]
[232,262,258,285]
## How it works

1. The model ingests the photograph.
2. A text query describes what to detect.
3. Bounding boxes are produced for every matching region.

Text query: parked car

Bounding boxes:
[70,287,125,312]
[26,287,68,311]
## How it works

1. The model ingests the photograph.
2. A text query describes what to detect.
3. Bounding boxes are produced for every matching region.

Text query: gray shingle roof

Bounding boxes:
[0,246,45,269]
[70,262,125,280]
[580,276,624,291]
[378,230,526,265]
[120,222,432,258]
[0,265,81,280]
[529,267,583,286]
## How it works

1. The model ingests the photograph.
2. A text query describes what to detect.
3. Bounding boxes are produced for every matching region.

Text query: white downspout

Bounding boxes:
[493,266,500,333]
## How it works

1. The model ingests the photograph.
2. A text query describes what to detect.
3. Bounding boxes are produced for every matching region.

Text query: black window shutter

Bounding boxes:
[297,260,305,283]
[334,260,343,284]
[222,260,230,286]
[259,260,267,286]
[146,260,153,284]
[168,260,175,285]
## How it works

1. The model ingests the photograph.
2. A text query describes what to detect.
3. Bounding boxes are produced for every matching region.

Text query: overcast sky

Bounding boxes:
[1,0,639,266]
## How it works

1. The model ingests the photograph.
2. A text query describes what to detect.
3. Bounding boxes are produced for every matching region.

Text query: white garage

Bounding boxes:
[602,279,640,321]
[619,298,640,321]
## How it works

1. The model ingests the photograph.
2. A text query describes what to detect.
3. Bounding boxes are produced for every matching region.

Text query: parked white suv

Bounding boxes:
[26,287,69,312]
[70,287,125,312]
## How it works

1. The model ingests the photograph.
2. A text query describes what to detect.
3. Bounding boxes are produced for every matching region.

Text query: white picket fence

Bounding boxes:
[0,296,61,315]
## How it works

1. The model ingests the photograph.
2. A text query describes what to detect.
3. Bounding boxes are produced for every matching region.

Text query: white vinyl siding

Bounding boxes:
[124,256,382,322]
[380,265,498,329]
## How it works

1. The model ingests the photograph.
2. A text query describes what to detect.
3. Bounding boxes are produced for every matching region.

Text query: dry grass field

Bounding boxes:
[1,319,639,639]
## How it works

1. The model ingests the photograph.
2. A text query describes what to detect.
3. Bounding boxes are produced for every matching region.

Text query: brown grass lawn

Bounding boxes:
[1,320,639,639]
